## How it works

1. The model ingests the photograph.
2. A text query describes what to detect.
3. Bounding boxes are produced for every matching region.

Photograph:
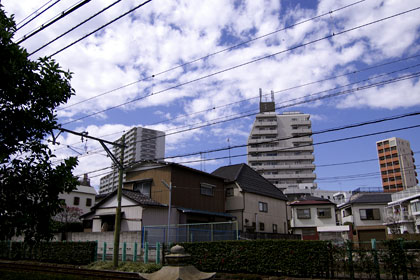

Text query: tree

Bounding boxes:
[0,6,78,242]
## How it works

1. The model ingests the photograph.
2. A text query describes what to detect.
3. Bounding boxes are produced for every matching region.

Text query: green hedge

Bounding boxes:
[0,241,97,265]
[179,240,332,277]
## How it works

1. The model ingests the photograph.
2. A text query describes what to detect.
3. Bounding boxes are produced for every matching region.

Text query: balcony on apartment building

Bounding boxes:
[248,154,315,161]
[262,173,316,180]
[255,119,278,126]
[251,129,278,136]
[291,119,311,126]
[291,128,312,136]
[256,163,316,170]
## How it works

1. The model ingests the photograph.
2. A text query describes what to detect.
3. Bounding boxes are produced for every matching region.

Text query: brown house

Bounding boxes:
[122,161,230,224]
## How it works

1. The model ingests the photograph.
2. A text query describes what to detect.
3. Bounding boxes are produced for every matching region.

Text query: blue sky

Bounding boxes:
[4,0,420,191]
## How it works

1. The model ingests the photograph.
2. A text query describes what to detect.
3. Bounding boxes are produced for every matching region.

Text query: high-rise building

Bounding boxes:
[99,127,165,194]
[376,137,417,192]
[247,89,317,192]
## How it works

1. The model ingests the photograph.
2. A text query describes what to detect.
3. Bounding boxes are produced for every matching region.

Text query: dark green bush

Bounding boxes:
[179,239,331,277]
[0,241,97,265]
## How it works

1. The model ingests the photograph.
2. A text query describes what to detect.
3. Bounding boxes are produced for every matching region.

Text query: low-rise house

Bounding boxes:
[82,161,231,234]
[290,196,349,241]
[338,192,392,242]
[384,186,420,234]
[212,163,288,235]
[58,174,97,215]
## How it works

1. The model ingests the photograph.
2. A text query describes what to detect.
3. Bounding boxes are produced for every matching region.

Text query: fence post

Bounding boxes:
[347,241,354,280]
[122,242,126,262]
[94,240,98,262]
[156,242,160,264]
[133,242,137,262]
[102,242,107,261]
[399,239,408,280]
[8,240,12,259]
[144,242,148,264]
[371,239,380,280]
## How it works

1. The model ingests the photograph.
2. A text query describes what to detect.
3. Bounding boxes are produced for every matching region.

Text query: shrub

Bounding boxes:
[179,239,331,277]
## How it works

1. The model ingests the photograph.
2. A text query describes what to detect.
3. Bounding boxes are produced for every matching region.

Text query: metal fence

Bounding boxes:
[142,221,238,246]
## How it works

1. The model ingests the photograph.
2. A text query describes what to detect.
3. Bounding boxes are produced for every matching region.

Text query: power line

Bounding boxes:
[16,0,60,30]
[16,0,91,44]
[47,0,154,57]
[28,0,123,57]
[59,6,420,126]
[57,0,366,110]
[175,123,420,165]
[54,71,420,160]
[53,54,420,152]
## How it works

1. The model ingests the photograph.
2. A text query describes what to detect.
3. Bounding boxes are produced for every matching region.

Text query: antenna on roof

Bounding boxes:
[271,90,275,102]
[259,88,262,103]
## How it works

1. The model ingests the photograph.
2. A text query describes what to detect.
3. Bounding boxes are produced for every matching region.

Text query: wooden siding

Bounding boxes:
[171,165,225,213]
[124,166,171,205]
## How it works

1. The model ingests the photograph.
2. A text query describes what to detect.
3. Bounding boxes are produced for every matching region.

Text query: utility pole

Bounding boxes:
[55,127,126,267]
[161,180,174,244]
[113,135,125,268]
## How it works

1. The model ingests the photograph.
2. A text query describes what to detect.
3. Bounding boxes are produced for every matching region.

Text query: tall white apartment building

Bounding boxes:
[99,127,165,194]
[376,137,417,192]
[247,90,316,192]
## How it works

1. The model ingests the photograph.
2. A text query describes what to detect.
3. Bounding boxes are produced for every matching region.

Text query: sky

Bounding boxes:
[3,0,420,192]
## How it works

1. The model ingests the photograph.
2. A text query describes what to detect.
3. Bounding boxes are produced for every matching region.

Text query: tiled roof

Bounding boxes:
[212,164,288,201]
[349,193,392,204]
[339,193,392,208]
[290,195,334,206]
[92,189,164,209]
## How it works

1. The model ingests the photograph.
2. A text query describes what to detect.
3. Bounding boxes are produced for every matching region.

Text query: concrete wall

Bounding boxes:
[352,203,387,227]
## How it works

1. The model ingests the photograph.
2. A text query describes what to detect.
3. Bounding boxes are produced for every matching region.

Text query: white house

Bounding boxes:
[212,163,289,235]
[338,192,391,242]
[384,186,420,234]
[58,174,97,215]
[290,196,349,241]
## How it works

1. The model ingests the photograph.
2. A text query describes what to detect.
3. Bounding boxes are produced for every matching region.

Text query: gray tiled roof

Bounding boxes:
[349,193,392,204]
[92,189,164,209]
[212,164,288,201]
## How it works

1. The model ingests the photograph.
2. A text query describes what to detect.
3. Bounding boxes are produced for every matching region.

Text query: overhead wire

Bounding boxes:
[16,0,60,30]
[16,0,91,44]
[28,0,123,57]
[47,0,154,57]
[59,6,420,126]
[52,71,420,162]
[52,54,420,152]
[57,0,366,110]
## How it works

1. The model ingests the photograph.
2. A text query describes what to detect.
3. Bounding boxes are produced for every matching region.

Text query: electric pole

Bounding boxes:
[113,135,125,267]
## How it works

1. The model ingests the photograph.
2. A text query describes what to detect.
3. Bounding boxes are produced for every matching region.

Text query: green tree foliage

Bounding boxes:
[0,6,78,242]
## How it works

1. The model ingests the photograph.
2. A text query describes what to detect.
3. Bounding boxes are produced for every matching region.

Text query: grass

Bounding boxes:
[85,261,162,273]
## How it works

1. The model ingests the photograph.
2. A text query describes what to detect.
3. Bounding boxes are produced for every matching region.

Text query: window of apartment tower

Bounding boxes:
[86,198,92,207]
[73,197,80,206]
[200,183,215,196]
[134,180,152,197]
[259,222,265,231]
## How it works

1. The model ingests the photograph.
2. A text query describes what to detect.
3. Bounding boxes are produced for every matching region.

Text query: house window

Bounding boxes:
[259,222,265,231]
[273,224,278,233]
[317,208,331,218]
[359,208,381,220]
[297,208,311,219]
[86,198,92,207]
[134,180,152,197]
[200,183,215,196]
[73,197,80,206]
[226,188,234,197]
[259,202,268,212]
[410,200,420,213]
